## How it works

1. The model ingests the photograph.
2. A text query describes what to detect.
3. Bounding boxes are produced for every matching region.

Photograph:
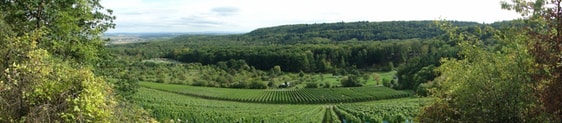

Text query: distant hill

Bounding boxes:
[166,20,519,44]
[243,21,483,43]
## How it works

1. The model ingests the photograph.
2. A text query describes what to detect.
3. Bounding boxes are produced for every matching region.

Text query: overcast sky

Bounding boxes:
[101,0,521,33]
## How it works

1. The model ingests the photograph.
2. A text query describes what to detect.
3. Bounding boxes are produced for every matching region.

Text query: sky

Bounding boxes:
[101,0,522,33]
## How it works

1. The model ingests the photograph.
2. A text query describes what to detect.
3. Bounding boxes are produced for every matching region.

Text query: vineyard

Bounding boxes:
[135,88,325,122]
[134,87,427,122]
[331,98,429,122]
[140,82,410,104]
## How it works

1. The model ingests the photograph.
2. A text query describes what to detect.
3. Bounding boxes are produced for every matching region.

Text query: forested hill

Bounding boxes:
[111,20,516,60]
[168,20,511,44]
[245,21,482,43]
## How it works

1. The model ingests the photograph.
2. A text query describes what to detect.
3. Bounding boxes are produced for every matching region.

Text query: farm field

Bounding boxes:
[140,82,411,104]
[134,87,428,122]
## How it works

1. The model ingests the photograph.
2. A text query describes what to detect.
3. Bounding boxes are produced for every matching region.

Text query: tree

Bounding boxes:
[411,65,437,94]
[382,78,392,88]
[248,80,267,89]
[340,75,364,87]
[297,71,305,78]
[502,0,562,120]
[0,0,146,122]
[116,71,140,100]
[418,22,540,122]
[305,82,319,88]
[270,65,282,77]
[0,29,115,122]
[388,61,395,71]
[0,0,115,64]
[372,73,381,85]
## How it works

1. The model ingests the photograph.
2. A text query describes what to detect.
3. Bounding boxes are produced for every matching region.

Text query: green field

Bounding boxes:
[333,97,429,122]
[134,87,428,122]
[140,82,410,104]
[135,88,325,122]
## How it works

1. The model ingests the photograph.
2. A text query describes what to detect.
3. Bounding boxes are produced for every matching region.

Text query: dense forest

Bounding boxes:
[246,21,475,43]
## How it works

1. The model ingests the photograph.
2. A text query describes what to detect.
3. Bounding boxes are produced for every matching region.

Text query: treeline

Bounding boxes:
[246,21,482,44]
[166,20,508,45]
[165,39,453,73]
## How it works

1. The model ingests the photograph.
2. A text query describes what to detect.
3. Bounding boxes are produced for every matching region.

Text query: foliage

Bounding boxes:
[340,75,365,87]
[0,30,115,122]
[248,80,268,89]
[418,22,540,122]
[394,40,459,91]
[304,82,319,88]
[418,1,562,121]
[503,0,562,120]
[0,0,115,64]
[247,21,480,44]
[0,0,155,122]
[382,78,393,88]
[112,101,158,123]
[164,41,422,72]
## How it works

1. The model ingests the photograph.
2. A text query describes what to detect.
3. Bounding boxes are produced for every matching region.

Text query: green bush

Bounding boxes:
[305,82,319,88]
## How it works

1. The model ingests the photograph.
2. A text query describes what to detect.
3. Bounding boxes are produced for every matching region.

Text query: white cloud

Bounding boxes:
[101,0,521,33]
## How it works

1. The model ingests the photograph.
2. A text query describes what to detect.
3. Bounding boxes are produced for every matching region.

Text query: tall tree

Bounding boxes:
[0,0,115,64]
[418,22,540,122]
[419,0,562,122]
[0,0,122,122]
[502,0,562,120]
